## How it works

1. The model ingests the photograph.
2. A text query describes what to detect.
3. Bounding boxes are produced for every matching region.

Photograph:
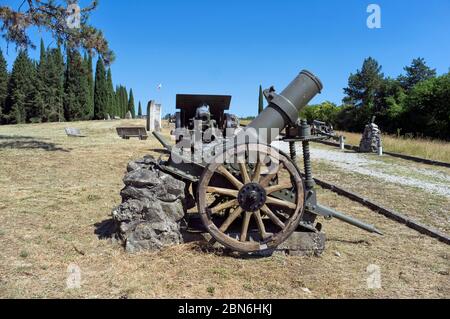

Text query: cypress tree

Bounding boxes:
[94,58,108,120]
[5,51,37,124]
[138,101,142,117]
[64,49,89,121]
[34,38,47,122]
[117,86,128,118]
[128,88,135,118]
[0,49,7,123]
[51,45,65,122]
[114,85,118,117]
[84,53,94,120]
[116,86,121,117]
[106,68,115,116]
[123,87,128,117]
[39,39,46,65]
[40,44,65,122]
[119,86,126,117]
[258,85,264,114]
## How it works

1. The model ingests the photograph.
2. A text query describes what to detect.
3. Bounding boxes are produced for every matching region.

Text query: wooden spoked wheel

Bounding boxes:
[197,144,305,253]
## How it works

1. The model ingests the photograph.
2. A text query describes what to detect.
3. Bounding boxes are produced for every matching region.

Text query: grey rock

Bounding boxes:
[160,201,185,222]
[127,161,145,172]
[121,186,157,201]
[161,175,185,199]
[125,155,164,175]
[112,199,145,222]
[112,156,187,253]
[124,221,182,253]
[143,155,158,165]
[124,169,162,188]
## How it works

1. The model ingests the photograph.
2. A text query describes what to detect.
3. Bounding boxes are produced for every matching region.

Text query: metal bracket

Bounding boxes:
[263,86,277,103]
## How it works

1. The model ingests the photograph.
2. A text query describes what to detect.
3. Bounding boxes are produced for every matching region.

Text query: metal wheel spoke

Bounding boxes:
[266,196,297,210]
[239,163,251,184]
[252,159,262,183]
[207,187,239,198]
[254,210,270,239]
[265,182,292,195]
[240,211,252,242]
[220,207,244,232]
[210,199,239,214]
[261,205,286,229]
[217,166,244,190]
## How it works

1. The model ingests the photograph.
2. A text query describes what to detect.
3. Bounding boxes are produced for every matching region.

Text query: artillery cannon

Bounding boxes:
[173,94,240,144]
[153,70,382,254]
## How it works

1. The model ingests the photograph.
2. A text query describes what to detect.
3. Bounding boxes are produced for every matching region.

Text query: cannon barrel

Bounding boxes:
[152,131,172,152]
[244,70,323,144]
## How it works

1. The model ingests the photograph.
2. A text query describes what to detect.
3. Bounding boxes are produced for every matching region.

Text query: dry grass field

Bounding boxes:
[0,120,449,299]
[339,131,450,163]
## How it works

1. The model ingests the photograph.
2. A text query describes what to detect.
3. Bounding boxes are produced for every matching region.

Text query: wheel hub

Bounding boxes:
[238,183,267,212]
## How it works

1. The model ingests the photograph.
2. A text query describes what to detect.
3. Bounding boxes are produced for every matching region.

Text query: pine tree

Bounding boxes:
[5,51,37,124]
[106,68,115,117]
[0,49,7,123]
[93,58,108,120]
[258,85,264,114]
[343,57,384,126]
[128,89,135,118]
[138,101,142,117]
[64,49,89,121]
[399,58,437,91]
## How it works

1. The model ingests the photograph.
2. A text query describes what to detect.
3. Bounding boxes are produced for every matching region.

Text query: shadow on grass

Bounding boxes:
[0,135,71,152]
[94,219,118,240]
[94,217,270,259]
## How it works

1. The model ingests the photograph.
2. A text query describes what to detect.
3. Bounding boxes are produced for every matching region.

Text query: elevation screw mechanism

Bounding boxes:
[289,140,297,161]
[301,119,315,190]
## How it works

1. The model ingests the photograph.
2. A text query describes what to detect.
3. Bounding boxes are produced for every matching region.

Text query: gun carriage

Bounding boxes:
[153,70,381,254]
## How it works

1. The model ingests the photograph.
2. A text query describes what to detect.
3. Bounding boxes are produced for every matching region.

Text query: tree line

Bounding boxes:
[301,57,450,140]
[0,40,139,125]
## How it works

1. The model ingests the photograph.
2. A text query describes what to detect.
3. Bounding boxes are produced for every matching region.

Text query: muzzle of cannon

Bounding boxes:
[244,70,323,144]
[153,69,382,254]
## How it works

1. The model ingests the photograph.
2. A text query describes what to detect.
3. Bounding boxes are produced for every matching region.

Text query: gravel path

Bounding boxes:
[272,141,450,198]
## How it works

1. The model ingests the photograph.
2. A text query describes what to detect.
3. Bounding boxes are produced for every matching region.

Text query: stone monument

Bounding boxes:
[147,100,162,132]
[359,117,382,153]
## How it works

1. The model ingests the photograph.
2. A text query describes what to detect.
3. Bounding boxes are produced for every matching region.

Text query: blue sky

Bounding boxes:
[1,0,449,117]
